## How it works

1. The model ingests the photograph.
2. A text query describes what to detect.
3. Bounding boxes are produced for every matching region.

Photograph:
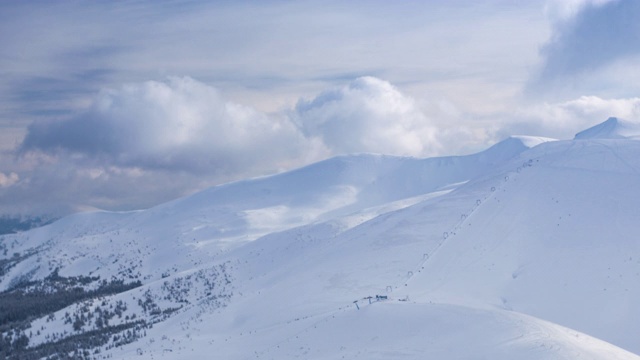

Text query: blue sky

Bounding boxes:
[0,0,639,216]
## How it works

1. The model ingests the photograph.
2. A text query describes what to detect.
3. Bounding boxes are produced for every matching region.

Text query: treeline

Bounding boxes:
[0,269,141,329]
[1,320,146,360]
[0,261,234,358]
[0,269,142,358]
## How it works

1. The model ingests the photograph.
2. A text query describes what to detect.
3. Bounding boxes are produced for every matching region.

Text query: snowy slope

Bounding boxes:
[1,118,640,359]
[192,138,640,358]
[405,138,640,352]
[0,135,547,291]
[117,301,639,360]
[575,116,640,140]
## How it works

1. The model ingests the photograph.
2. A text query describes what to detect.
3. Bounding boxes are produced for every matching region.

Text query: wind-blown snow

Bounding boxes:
[574,116,640,140]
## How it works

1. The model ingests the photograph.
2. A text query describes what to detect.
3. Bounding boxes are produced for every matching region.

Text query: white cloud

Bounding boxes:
[17,76,452,186]
[10,77,329,215]
[11,75,639,217]
[505,96,640,139]
[290,77,441,157]
[20,77,308,175]
[11,76,456,214]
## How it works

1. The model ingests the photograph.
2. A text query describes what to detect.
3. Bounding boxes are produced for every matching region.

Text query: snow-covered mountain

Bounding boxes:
[1,118,639,359]
[575,116,640,140]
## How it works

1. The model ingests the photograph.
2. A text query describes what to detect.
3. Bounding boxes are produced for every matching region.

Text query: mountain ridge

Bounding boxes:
[575,116,640,140]
[1,117,639,359]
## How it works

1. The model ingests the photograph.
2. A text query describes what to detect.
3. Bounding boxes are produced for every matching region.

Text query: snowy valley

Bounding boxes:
[1,117,640,359]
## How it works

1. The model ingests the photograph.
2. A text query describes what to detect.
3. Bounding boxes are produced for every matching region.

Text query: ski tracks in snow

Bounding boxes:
[396,155,537,294]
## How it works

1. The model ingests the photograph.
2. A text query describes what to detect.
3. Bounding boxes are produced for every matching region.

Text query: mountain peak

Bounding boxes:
[574,117,640,140]
[506,135,556,148]
[479,135,554,161]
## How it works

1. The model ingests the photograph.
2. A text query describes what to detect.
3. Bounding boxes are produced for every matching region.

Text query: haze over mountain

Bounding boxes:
[1,117,640,359]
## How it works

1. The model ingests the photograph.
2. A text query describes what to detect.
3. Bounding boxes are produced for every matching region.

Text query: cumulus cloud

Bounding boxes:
[13,76,456,215]
[10,77,323,216]
[530,0,640,94]
[19,76,450,180]
[8,75,640,217]
[21,76,450,181]
[290,77,441,157]
[20,77,307,176]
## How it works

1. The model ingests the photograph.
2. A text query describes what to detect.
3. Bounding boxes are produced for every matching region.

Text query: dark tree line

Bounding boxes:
[2,320,146,360]
[0,268,142,358]
[0,269,141,329]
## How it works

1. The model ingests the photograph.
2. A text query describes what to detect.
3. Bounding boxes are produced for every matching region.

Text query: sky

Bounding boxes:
[0,0,639,217]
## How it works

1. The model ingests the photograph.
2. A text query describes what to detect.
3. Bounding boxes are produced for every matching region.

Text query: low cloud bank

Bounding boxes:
[8,76,640,216]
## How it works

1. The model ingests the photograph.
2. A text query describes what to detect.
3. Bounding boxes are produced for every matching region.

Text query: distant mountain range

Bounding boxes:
[0,215,55,236]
